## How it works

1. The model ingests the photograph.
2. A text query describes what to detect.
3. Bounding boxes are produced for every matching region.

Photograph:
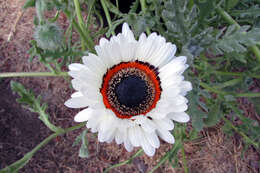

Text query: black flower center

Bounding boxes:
[115,75,148,108]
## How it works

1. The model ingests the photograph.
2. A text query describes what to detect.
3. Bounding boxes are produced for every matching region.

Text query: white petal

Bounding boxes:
[71,92,83,98]
[160,75,184,90]
[159,56,188,81]
[115,129,124,144]
[98,115,114,132]
[82,54,106,75]
[167,112,190,123]
[98,125,116,142]
[149,111,167,119]
[167,95,188,106]
[157,129,175,144]
[128,126,140,147]
[140,134,156,157]
[180,81,192,96]
[68,63,86,71]
[99,37,109,46]
[124,137,134,152]
[74,108,93,122]
[149,42,177,68]
[154,118,174,130]
[122,23,135,42]
[170,103,188,112]
[86,110,105,130]
[144,131,160,148]
[133,116,156,132]
[157,44,177,67]
[64,96,93,108]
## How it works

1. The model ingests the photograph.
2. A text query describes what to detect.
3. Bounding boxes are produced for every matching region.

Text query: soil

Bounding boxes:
[0,0,259,173]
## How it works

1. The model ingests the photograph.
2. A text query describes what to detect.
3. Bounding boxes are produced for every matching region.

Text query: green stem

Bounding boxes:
[86,0,96,29]
[37,103,63,133]
[140,0,151,35]
[200,82,260,98]
[149,140,182,173]
[222,117,259,148]
[216,6,240,29]
[0,122,86,173]
[181,144,188,173]
[214,77,243,89]
[64,10,95,53]
[214,71,260,78]
[100,0,115,35]
[0,72,68,78]
[216,6,260,62]
[250,45,260,62]
[73,0,87,50]
[233,92,260,98]
[104,149,143,173]
[200,82,226,95]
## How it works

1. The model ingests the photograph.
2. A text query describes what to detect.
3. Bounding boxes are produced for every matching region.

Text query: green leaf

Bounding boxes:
[11,81,62,133]
[129,0,139,13]
[187,90,207,131]
[230,6,260,18]
[210,25,260,54]
[34,23,64,51]
[105,0,123,17]
[126,13,155,36]
[23,0,36,9]
[194,0,216,25]
[79,129,89,158]
[204,102,221,127]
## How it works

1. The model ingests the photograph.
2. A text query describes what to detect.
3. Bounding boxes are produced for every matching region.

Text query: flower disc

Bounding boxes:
[100,61,161,119]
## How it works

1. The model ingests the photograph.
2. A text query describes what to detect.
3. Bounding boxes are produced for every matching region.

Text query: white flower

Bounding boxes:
[65,23,192,156]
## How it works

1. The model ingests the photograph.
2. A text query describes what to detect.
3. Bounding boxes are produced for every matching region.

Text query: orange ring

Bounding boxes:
[100,61,161,119]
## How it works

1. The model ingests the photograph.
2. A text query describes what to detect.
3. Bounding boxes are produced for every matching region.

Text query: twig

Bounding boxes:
[8,10,24,41]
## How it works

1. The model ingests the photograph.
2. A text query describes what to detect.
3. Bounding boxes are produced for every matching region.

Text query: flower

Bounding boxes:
[65,23,192,156]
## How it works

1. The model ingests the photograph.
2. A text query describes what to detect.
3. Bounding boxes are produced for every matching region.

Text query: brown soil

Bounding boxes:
[0,0,259,173]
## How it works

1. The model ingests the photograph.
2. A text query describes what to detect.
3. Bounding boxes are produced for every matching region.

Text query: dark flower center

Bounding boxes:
[115,75,147,108]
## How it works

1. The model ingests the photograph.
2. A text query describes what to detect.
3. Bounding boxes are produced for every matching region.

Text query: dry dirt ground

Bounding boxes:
[0,0,259,173]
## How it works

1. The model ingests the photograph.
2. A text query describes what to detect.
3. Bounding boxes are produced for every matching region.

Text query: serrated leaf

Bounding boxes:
[129,0,139,13]
[210,25,260,54]
[105,0,123,16]
[126,13,155,36]
[194,0,216,24]
[11,81,62,133]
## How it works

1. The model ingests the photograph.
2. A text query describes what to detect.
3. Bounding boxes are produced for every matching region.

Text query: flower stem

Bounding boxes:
[222,117,259,148]
[200,82,260,98]
[214,71,260,78]
[181,144,189,173]
[0,72,68,78]
[214,77,243,89]
[73,0,87,50]
[103,149,143,173]
[0,122,86,173]
[101,0,115,35]
[64,10,95,53]
[149,140,182,173]
[216,6,260,62]
[250,45,260,62]
[140,0,151,35]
